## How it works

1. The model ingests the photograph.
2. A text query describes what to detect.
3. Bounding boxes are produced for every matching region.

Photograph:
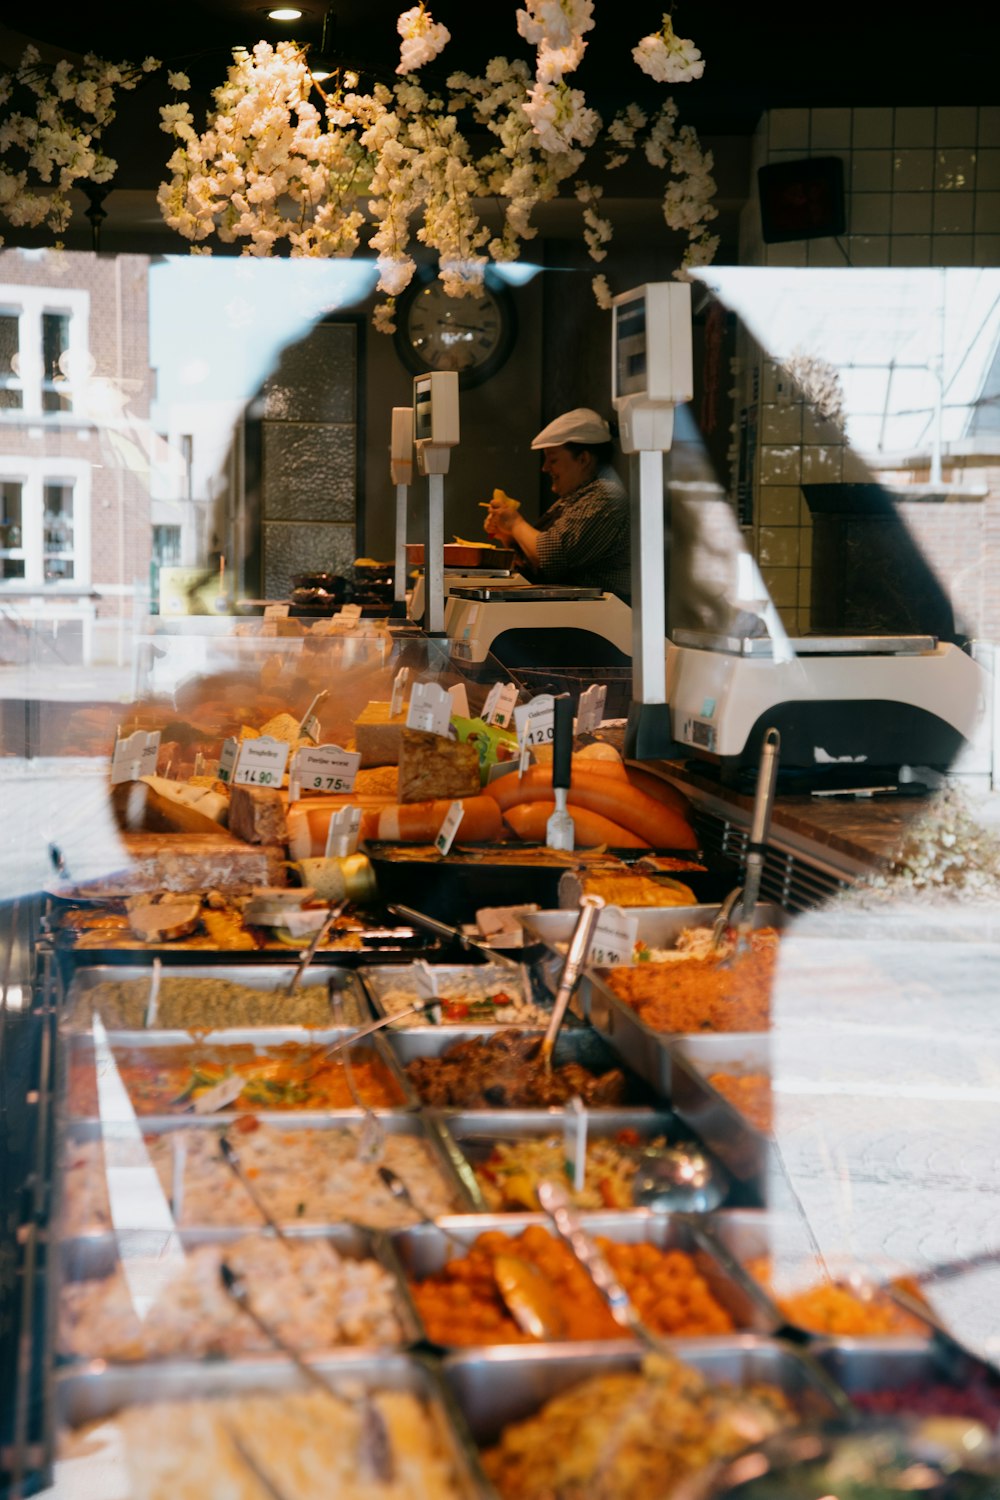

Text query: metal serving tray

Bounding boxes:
[698,1210,934,1345]
[60,1027,419,1120]
[60,963,371,1039]
[384,1027,660,1110]
[390,1210,776,1350]
[441,1338,851,1459]
[54,1353,483,1499]
[583,904,784,1098]
[362,962,573,1030]
[59,1113,481,1236]
[812,1337,992,1408]
[55,1224,423,1360]
[669,1034,772,1203]
[433,1109,713,1213]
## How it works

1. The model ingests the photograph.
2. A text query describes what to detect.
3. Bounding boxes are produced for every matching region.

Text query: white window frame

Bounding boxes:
[0,285,90,422]
[0,456,91,587]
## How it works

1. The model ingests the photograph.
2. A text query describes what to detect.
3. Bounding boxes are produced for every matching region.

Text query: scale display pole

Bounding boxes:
[413,372,459,637]
[390,406,413,617]
[612,282,693,759]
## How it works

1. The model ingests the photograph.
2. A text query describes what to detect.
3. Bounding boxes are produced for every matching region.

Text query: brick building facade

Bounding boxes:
[0,250,153,661]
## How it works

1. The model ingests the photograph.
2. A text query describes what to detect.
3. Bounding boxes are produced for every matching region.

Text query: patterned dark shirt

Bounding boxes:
[524,466,631,601]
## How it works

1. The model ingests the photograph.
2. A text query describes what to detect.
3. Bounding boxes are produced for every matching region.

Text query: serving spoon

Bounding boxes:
[378,1165,566,1339]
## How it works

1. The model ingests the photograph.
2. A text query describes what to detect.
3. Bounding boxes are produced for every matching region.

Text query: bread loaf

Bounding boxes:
[398,728,480,804]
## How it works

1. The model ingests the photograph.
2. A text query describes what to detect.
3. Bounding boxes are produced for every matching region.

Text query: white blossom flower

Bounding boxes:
[633,14,705,83]
[523,79,599,153]
[592,273,612,309]
[397,5,451,74]
[516,0,594,53]
[372,297,397,334]
[168,72,191,91]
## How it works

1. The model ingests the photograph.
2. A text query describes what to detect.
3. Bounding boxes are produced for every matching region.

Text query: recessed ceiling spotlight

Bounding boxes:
[268,7,303,18]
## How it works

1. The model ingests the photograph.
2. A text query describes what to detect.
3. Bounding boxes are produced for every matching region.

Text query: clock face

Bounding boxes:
[395,275,516,389]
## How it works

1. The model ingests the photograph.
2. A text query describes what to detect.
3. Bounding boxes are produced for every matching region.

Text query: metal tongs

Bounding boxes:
[219,1261,394,1482]
[730,727,780,958]
[386,903,523,970]
[539,894,604,1072]
[285,900,347,994]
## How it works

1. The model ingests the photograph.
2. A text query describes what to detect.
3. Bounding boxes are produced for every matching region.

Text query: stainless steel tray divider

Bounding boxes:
[667,1034,772,1204]
[361,962,576,1030]
[54,1352,484,1499]
[695,1210,935,1348]
[441,1336,853,1491]
[61,963,372,1037]
[55,1223,424,1359]
[811,1335,986,1402]
[390,1209,780,1350]
[60,1025,421,1120]
[61,1111,482,1235]
[384,1025,659,1110]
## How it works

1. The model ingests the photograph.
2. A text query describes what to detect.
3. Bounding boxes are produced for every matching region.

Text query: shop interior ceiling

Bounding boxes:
[2,2,1000,256]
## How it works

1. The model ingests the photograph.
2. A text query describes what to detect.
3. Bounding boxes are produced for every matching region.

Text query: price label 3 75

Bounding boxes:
[292,744,361,795]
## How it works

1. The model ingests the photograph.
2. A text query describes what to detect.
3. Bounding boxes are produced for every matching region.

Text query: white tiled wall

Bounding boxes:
[737,104,999,632]
[740,104,1000,269]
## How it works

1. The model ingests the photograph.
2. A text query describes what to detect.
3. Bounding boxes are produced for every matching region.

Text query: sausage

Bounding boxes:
[502,802,652,848]
[485,766,698,849]
[372,795,504,843]
[623,764,695,820]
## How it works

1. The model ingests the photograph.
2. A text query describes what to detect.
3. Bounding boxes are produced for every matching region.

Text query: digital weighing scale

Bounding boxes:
[667,629,988,786]
[445,583,634,669]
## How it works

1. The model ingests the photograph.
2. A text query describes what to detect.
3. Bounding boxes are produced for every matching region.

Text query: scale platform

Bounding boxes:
[446,584,634,667]
[667,632,986,784]
[449,585,605,604]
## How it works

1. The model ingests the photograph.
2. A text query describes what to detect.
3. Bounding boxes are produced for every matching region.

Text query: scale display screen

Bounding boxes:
[615,295,648,398]
[413,377,433,441]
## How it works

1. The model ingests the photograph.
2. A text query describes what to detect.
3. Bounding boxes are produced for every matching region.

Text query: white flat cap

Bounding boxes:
[530,407,611,449]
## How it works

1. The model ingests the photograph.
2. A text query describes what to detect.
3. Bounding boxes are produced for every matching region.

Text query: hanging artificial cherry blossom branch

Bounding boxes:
[0,47,160,242]
[0,4,719,328]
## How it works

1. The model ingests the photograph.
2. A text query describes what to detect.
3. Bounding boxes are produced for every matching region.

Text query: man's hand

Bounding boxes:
[483,488,521,538]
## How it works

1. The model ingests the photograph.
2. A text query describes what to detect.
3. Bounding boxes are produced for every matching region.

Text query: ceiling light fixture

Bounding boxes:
[267,7,303,19]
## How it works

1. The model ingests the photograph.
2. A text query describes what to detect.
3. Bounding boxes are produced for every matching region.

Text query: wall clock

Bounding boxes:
[394,270,517,389]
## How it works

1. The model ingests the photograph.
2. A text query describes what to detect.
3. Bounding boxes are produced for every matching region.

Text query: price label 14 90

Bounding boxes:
[232,735,291,788]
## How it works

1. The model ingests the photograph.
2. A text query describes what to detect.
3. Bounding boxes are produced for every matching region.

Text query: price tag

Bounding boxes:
[111,728,161,786]
[576,683,607,735]
[192,1074,247,1115]
[447,682,470,720]
[217,737,239,785]
[514,693,555,751]
[434,799,465,855]
[589,905,639,968]
[332,604,363,627]
[390,667,410,717]
[482,681,519,728]
[293,744,361,795]
[232,735,291,788]
[407,680,452,736]
[263,603,289,620]
[563,1095,588,1193]
[324,805,362,858]
[412,959,439,1001]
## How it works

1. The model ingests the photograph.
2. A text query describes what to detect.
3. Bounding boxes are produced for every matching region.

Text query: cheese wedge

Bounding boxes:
[140,776,230,835]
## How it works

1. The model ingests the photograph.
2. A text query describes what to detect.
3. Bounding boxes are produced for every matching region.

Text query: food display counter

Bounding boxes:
[5,619,1000,1500]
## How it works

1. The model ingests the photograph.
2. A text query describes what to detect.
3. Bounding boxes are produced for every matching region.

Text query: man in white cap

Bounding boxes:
[484,407,631,601]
